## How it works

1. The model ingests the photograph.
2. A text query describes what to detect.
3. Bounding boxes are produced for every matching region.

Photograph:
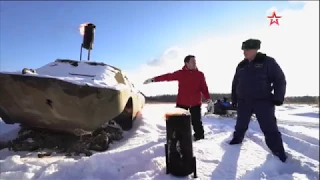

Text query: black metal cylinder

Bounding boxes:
[164,108,197,178]
[82,23,96,50]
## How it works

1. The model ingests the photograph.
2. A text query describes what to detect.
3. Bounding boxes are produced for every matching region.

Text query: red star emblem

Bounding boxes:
[267,11,282,26]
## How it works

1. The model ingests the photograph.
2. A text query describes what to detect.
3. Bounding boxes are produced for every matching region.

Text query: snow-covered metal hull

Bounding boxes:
[0,59,145,135]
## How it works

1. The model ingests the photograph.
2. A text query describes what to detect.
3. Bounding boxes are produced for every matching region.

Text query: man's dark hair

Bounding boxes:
[184,55,195,63]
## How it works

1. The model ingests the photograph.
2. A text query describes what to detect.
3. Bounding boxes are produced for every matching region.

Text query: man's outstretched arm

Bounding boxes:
[143,70,181,84]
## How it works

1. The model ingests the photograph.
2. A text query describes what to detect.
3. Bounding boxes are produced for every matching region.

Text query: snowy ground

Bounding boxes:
[0,104,319,180]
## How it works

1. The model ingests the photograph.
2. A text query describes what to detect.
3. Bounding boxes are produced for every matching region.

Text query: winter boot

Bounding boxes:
[193,134,204,141]
[229,131,245,145]
[229,138,242,145]
[273,151,288,162]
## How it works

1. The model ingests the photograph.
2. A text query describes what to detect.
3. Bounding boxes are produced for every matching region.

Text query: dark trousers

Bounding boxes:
[233,100,285,154]
[176,104,204,138]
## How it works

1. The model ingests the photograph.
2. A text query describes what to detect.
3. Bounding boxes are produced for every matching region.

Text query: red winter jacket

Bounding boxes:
[153,66,211,107]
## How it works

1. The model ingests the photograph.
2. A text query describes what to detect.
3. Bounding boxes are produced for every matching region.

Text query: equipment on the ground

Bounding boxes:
[164,108,197,178]
[205,100,256,120]
[205,100,237,117]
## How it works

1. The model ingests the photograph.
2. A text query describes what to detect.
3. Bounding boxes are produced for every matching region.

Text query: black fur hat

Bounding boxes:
[241,39,261,50]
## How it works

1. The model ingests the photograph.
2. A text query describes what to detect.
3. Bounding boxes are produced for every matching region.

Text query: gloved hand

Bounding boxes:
[272,100,283,106]
[143,78,155,84]
[206,99,213,104]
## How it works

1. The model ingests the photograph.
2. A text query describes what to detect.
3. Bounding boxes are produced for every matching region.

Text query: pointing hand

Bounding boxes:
[143,78,155,84]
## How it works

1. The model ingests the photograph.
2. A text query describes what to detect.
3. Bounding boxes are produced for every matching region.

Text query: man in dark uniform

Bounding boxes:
[230,39,288,162]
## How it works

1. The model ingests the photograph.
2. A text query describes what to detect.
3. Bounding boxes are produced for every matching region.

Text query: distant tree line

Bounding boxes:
[145,94,319,104]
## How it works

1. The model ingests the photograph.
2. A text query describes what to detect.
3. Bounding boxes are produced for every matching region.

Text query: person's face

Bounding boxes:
[243,49,257,60]
[186,57,196,70]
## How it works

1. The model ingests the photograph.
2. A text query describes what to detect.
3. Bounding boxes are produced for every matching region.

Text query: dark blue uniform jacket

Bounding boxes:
[231,52,286,103]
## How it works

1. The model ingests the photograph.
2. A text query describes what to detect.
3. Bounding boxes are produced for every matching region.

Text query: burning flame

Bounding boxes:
[79,22,90,36]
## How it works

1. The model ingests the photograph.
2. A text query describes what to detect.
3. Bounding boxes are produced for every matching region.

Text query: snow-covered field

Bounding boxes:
[0,103,319,180]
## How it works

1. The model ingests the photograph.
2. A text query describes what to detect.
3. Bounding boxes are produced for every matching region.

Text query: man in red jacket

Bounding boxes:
[143,55,212,141]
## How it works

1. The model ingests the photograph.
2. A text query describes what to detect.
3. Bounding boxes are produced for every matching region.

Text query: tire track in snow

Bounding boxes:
[241,127,319,180]
[203,118,318,180]
[203,115,319,161]
[280,132,319,161]
[277,119,319,129]
[248,122,319,161]
[240,153,319,180]
[277,125,319,146]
